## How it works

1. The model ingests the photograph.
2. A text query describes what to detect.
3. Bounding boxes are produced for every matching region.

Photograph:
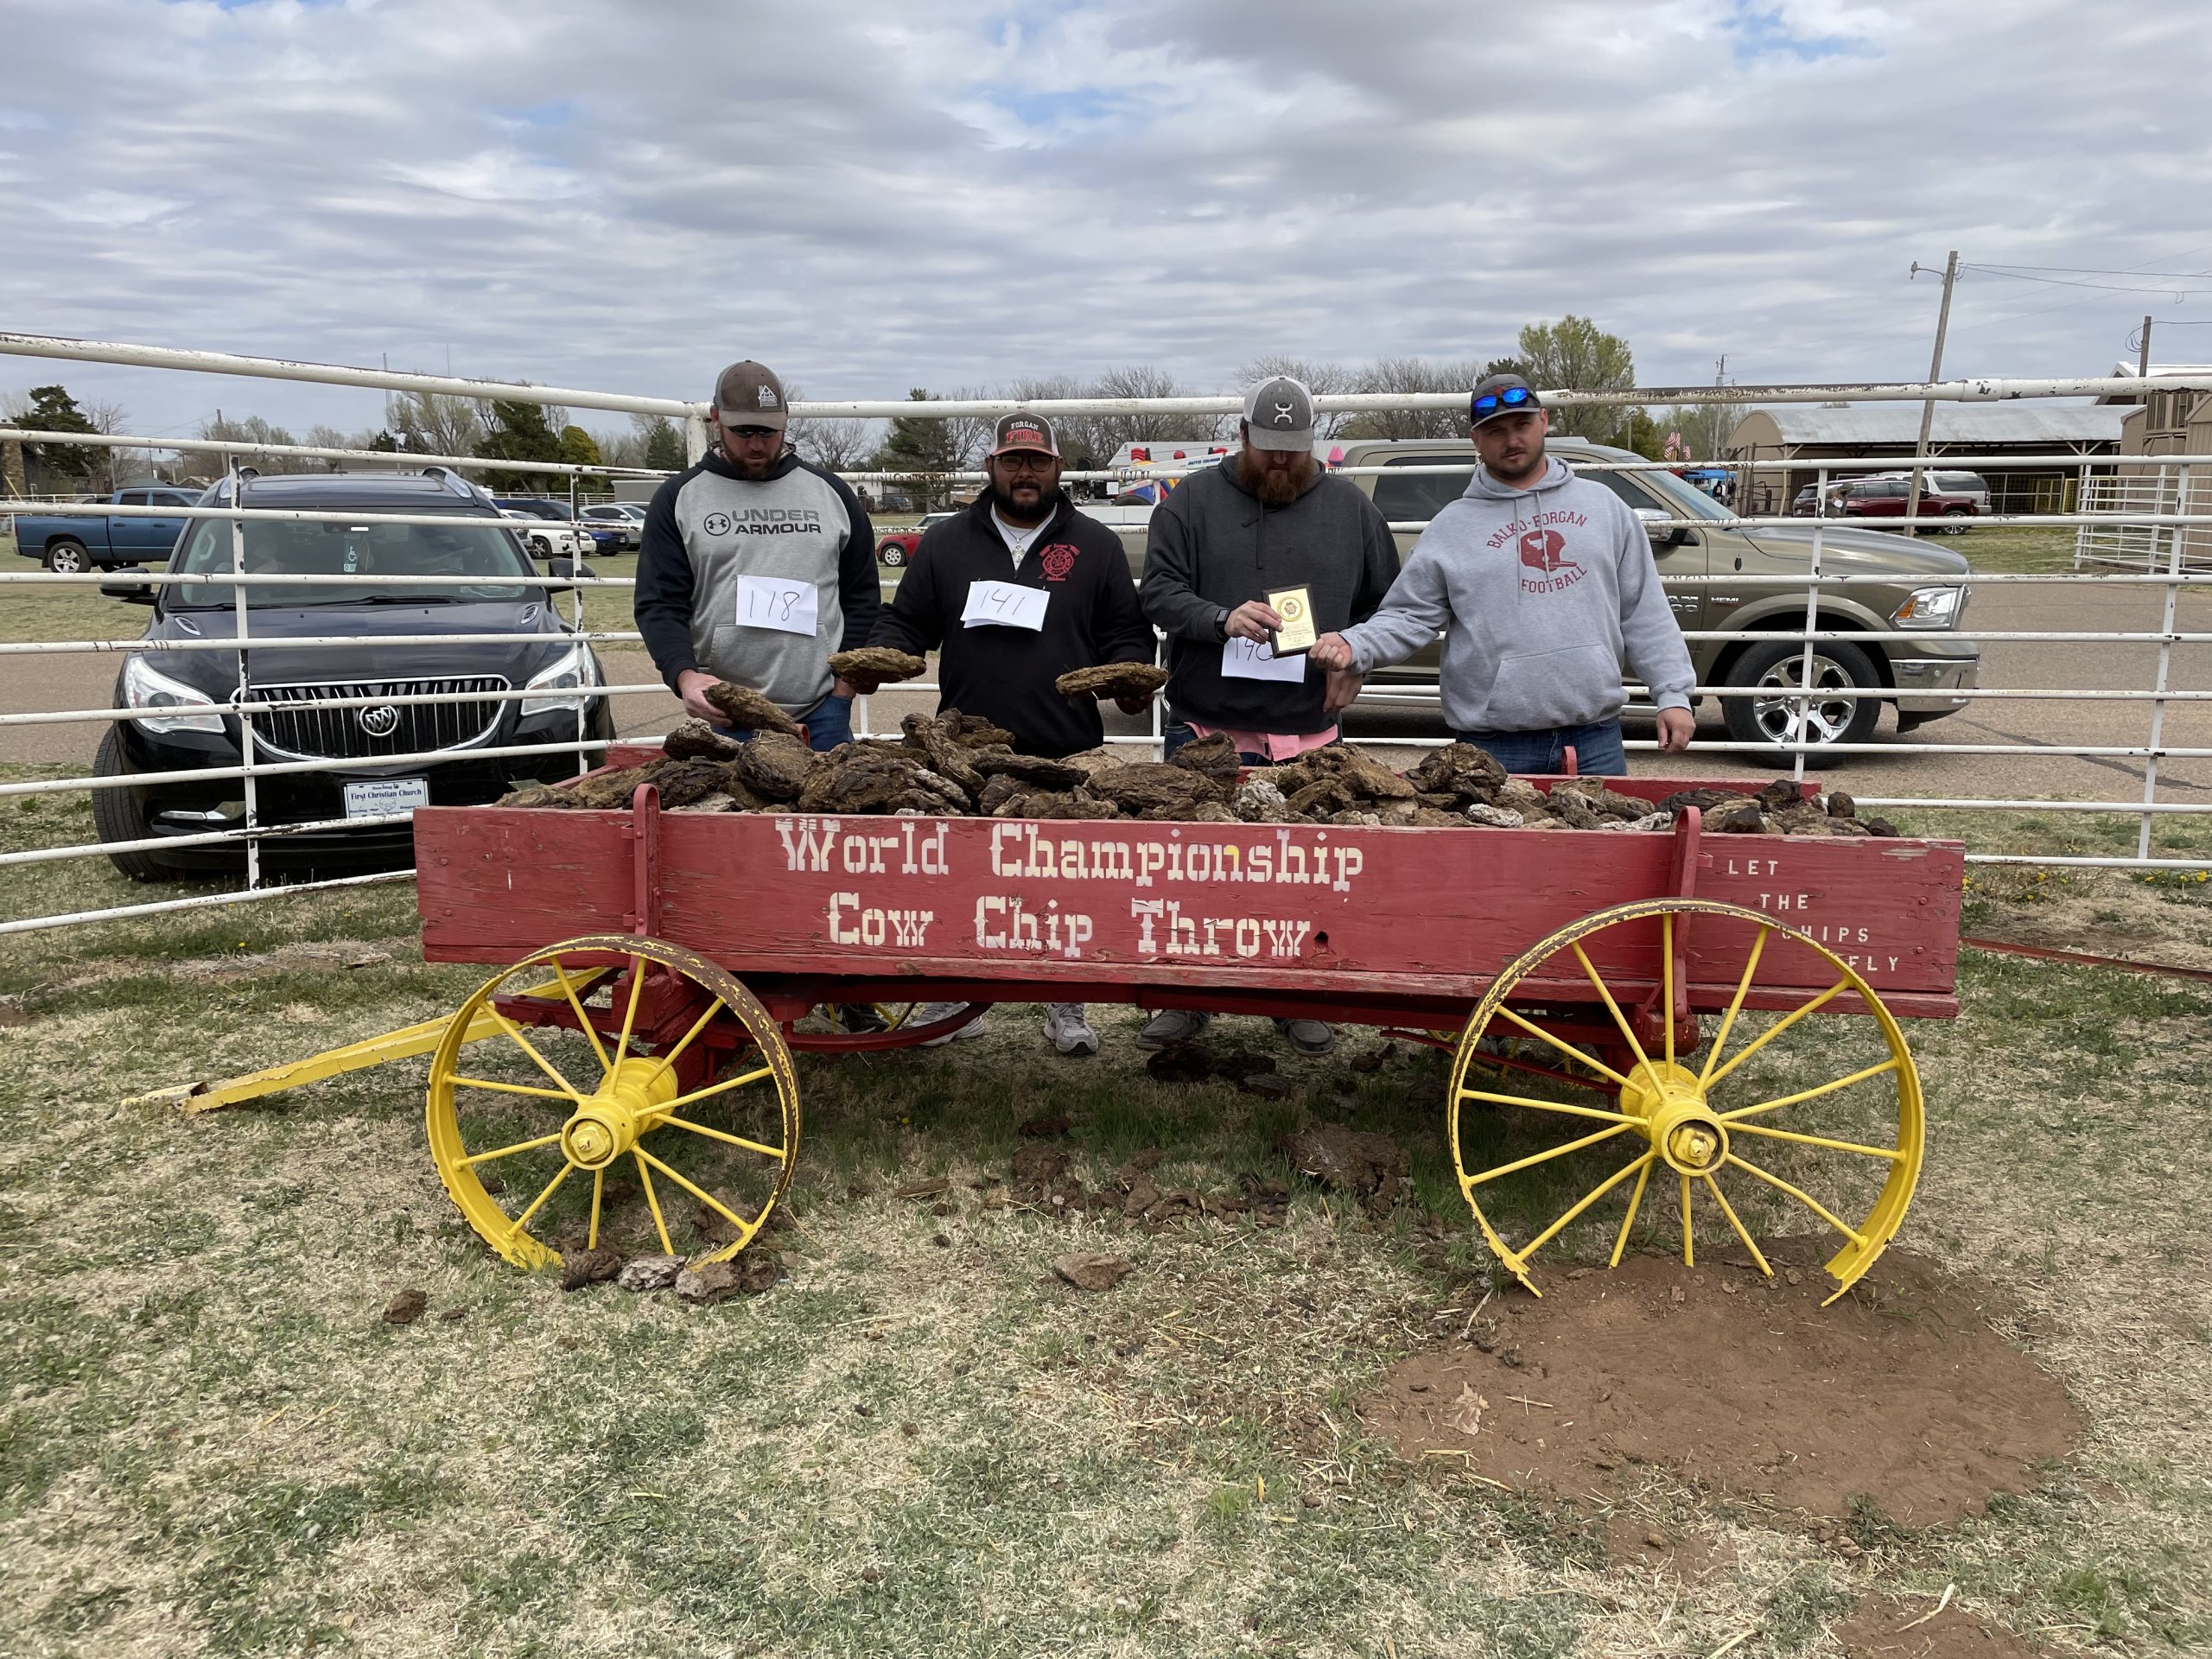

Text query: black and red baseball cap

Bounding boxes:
[989,411,1059,458]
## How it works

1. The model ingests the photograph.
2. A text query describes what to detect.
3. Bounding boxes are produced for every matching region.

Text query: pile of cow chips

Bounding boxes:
[494,725,1895,838]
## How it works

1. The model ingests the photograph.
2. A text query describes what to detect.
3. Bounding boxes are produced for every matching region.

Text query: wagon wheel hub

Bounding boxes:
[1617,1058,1729,1174]
[558,1057,679,1170]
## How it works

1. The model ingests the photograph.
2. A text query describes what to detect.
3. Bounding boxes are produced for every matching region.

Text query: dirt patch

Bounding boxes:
[1832,1592,2050,1658]
[1361,1241,2081,1525]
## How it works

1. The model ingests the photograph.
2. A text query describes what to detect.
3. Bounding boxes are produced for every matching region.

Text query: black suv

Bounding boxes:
[94,469,612,878]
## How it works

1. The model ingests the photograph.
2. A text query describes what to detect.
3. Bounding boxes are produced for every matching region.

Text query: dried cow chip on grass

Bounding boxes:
[382,1288,428,1325]
[1055,661,1167,701]
[702,680,804,737]
[827,647,927,693]
[663,718,741,761]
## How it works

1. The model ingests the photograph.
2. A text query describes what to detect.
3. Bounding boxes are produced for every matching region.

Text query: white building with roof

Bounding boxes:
[1726,403,2128,513]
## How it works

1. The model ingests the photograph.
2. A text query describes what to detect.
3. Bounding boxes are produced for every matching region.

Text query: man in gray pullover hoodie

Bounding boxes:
[1311,373,1694,774]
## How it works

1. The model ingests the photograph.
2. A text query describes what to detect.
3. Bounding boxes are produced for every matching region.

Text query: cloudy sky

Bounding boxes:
[3,0,2208,441]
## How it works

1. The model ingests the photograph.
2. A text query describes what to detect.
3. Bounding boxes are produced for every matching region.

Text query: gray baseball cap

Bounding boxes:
[714,360,788,430]
[1469,371,1542,428]
[1242,374,1316,452]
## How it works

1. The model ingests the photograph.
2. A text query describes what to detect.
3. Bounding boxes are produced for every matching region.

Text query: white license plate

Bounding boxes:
[343,778,430,820]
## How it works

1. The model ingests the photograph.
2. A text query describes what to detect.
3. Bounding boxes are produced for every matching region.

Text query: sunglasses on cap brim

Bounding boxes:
[1472,385,1537,416]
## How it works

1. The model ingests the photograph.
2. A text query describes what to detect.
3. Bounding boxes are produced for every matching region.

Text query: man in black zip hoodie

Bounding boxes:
[871,411,1155,1058]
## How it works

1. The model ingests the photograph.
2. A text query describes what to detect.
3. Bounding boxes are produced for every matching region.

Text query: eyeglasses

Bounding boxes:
[1472,385,1535,416]
[994,452,1056,474]
[724,425,781,442]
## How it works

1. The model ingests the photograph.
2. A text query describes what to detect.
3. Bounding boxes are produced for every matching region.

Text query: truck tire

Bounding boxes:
[43,539,89,575]
[92,727,178,881]
[1719,638,1883,757]
[1941,507,1972,533]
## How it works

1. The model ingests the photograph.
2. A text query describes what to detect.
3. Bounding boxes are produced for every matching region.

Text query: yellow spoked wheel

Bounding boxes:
[427,935,799,1271]
[1449,899,1923,1305]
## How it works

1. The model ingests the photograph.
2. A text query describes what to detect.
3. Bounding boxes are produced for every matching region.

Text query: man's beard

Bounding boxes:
[725,444,783,481]
[1243,451,1312,507]
[989,479,1053,524]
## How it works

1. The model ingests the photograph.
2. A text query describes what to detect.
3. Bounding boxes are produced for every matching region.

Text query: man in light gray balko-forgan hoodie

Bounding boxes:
[1312,372,1694,776]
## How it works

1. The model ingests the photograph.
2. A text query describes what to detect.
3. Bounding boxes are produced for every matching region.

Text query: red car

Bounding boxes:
[1826,476,1979,531]
[874,511,957,568]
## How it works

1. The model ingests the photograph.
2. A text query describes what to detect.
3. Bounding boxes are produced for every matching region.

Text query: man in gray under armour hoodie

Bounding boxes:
[1312,373,1695,776]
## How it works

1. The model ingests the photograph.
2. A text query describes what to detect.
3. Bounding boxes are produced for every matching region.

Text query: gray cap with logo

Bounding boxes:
[714,360,789,430]
[1241,373,1316,452]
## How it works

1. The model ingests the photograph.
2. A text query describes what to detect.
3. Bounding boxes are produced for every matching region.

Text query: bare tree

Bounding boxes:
[1338,357,1484,441]
[793,417,877,474]
[199,411,313,473]
[83,400,137,492]
[385,389,486,460]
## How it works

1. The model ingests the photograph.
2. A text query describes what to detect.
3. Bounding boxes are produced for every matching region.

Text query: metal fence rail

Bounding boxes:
[4,332,2212,935]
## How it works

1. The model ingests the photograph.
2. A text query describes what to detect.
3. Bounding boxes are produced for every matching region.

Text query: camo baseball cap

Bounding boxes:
[1241,374,1316,452]
[714,360,788,430]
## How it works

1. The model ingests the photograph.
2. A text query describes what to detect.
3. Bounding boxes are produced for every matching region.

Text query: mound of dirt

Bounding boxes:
[1360,1241,2080,1525]
[1833,1592,2051,1658]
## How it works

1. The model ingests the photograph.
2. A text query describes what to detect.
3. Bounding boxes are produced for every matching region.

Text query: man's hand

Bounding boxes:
[1308,632,1354,672]
[676,669,725,724]
[1114,692,1154,716]
[1322,667,1364,715]
[1656,707,1695,753]
[831,677,860,700]
[1224,599,1283,643]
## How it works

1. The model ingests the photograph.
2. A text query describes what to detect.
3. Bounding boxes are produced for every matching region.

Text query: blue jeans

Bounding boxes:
[1162,719,1335,767]
[721,692,852,754]
[1453,718,1626,777]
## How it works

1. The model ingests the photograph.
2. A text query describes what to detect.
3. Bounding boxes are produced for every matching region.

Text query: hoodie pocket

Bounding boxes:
[1484,643,1624,729]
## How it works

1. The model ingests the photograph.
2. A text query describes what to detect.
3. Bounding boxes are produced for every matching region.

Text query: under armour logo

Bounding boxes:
[1272,402,1295,425]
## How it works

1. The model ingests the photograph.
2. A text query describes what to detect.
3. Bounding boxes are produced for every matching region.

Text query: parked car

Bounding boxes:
[577,502,643,551]
[1825,476,1980,530]
[496,505,596,560]
[1100,438,1980,755]
[6,485,200,571]
[1872,469,1992,512]
[876,511,959,568]
[93,468,611,879]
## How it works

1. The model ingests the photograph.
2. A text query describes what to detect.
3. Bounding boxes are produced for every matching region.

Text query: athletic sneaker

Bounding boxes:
[1135,1008,1212,1051]
[911,1001,987,1046]
[1274,1017,1337,1055]
[1044,1003,1099,1058]
[833,1004,888,1034]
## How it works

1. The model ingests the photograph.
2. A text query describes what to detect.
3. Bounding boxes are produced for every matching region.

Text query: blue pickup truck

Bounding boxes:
[5,485,202,573]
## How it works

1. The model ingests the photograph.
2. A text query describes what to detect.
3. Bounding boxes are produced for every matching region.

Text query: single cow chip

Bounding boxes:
[828,647,927,693]
[1055,661,1167,701]
[702,680,804,737]
[662,718,741,761]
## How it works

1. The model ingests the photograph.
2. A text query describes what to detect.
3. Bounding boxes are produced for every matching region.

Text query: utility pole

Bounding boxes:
[1904,251,1959,537]
[2139,315,2153,381]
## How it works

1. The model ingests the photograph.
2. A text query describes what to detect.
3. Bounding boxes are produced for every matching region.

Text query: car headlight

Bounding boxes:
[520,642,602,716]
[1891,585,1967,629]
[121,655,226,734]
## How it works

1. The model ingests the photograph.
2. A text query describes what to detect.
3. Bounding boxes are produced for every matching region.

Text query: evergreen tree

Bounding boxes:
[22,385,97,484]
[475,400,563,491]
[557,424,606,497]
[639,415,685,473]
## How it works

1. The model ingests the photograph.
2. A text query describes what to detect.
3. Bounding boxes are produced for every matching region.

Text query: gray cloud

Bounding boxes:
[3,0,2207,439]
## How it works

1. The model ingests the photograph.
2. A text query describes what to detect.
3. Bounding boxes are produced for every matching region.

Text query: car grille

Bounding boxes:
[240,677,509,761]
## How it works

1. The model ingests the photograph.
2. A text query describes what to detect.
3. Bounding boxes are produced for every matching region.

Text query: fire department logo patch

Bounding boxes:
[1039,543,1078,582]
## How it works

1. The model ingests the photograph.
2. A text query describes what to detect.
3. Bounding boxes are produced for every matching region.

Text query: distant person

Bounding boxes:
[1309,372,1694,774]
[1135,373,1397,1057]
[871,412,1155,1058]
[634,359,880,750]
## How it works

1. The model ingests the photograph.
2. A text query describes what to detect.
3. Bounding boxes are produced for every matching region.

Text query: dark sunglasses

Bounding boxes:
[994,451,1057,473]
[1472,385,1536,416]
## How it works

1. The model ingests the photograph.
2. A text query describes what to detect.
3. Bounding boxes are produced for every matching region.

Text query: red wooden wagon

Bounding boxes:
[403,747,1960,1302]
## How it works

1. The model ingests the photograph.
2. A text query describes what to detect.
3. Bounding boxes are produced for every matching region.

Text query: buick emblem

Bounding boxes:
[358,703,401,738]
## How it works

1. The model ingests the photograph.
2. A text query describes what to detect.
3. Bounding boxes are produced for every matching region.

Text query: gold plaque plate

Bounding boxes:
[1267,585,1317,656]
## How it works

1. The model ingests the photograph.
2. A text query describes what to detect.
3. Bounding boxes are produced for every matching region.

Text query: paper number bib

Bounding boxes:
[962,580,1049,631]
[1221,636,1306,682]
[736,575,819,637]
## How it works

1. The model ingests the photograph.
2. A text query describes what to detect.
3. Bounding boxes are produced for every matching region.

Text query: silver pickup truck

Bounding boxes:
[1104,437,1979,755]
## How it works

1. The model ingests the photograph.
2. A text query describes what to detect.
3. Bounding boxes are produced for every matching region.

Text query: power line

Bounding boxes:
[1961,265,2212,296]
[1968,262,2212,279]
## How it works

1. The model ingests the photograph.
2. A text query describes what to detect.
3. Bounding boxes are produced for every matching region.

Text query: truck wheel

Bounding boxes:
[1942,507,1972,533]
[43,539,89,575]
[1719,639,1883,756]
[92,728,178,881]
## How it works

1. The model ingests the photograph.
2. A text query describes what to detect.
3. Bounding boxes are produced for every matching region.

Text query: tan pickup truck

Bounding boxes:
[1103,437,1979,756]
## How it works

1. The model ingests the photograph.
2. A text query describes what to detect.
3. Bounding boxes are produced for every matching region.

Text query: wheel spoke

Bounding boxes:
[1572,942,1654,1075]
[1720,1057,1901,1123]
[658,1064,775,1117]
[1609,1158,1653,1268]
[506,1160,575,1238]
[449,1075,575,1103]
[613,953,647,1058]
[587,1166,604,1251]
[1697,925,1771,1090]
[1680,1171,1694,1267]
[1662,912,1675,1068]
[1722,1152,1867,1248]
[1517,1150,1656,1263]
[1490,1006,1632,1089]
[655,1114,787,1162]
[486,1009,591,1106]
[636,997,725,1094]
[1728,1120,1903,1160]
[1701,979,1849,1090]
[459,1130,564,1167]
[548,956,613,1079]
[1699,1172,1772,1276]
[633,1149,675,1255]
[1457,1088,1637,1127]
[637,1147,760,1248]
[1461,1122,1632,1190]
